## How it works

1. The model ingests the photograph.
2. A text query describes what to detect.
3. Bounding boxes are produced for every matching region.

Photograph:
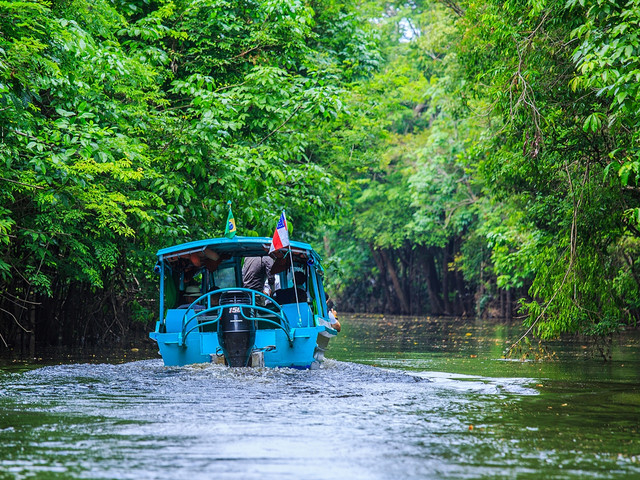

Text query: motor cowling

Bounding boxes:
[217,290,255,367]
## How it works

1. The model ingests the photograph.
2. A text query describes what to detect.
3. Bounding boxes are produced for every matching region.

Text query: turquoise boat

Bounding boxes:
[149,236,338,368]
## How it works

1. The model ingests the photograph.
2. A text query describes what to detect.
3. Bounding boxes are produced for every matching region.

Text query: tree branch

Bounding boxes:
[0,307,32,333]
[255,104,303,146]
[438,0,464,17]
[0,176,45,190]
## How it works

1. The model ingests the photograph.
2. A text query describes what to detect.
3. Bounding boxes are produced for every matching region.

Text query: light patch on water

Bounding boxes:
[410,370,541,396]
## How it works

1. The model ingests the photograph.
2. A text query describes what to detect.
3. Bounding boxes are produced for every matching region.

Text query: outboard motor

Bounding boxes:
[218,290,255,367]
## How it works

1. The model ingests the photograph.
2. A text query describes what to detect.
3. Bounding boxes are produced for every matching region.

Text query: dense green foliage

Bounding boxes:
[0,0,377,347]
[2,0,639,351]
[322,0,640,344]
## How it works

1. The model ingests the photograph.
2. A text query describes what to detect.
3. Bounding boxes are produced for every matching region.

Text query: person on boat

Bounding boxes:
[272,271,308,305]
[208,284,222,306]
[178,285,204,309]
[326,296,341,332]
[242,255,276,303]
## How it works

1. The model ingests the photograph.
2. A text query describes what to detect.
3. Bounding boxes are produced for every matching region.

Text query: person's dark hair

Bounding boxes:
[294,271,306,285]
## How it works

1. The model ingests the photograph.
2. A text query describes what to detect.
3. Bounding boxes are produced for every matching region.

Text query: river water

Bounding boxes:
[0,315,638,479]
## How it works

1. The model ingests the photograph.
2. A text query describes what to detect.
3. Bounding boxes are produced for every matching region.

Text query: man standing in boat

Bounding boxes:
[242,255,276,302]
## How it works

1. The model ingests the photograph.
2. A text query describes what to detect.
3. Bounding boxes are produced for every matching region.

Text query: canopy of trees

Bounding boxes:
[2,0,639,350]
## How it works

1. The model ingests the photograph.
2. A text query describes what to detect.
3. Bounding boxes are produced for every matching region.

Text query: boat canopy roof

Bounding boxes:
[157,236,323,273]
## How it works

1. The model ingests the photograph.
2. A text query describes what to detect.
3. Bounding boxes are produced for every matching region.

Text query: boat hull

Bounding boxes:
[150,325,335,369]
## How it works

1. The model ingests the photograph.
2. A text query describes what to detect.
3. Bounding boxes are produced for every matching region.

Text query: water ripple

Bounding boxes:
[0,358,637,479]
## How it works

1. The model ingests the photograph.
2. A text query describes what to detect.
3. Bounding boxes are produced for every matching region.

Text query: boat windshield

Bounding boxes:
[212,265,237,289]
[158,238,323,312]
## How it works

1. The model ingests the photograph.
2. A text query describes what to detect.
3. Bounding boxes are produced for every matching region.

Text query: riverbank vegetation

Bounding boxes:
[2,0,639,351]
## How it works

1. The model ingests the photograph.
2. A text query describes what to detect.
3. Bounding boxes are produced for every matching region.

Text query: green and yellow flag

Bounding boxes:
[224,201,236,238]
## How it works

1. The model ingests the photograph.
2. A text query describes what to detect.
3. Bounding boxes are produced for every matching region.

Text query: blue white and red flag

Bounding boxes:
[269,211,290,253]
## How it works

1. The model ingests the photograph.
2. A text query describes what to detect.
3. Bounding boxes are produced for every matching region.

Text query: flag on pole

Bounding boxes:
[224,201,236,238]
[269,211,290,253]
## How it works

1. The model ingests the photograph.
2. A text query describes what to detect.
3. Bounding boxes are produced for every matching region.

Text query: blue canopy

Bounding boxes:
[157,236,322,268]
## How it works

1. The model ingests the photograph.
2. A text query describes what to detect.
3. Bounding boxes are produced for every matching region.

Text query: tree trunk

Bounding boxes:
[423,246,444,315]
[399,245,412,314]
[441,241,453,315]
[379,248,410,314]
[370,246,392,313]
[408,246,418,314]
[455,270,465,316]
[29,292,36,357]
[505,289,513,320]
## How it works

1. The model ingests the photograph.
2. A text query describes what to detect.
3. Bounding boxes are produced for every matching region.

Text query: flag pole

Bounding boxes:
[225,200,236,238]
[283,211,302,325]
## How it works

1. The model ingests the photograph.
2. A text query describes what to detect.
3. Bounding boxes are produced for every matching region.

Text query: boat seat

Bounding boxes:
[281,303,313,328]
[255,303,282,329]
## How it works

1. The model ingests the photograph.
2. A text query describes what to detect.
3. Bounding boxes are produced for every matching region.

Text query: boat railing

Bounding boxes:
[178,288,293,346]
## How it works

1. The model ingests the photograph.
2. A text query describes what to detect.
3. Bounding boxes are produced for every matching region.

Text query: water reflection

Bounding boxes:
[0,315,638,479]
[331,314,640,383]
